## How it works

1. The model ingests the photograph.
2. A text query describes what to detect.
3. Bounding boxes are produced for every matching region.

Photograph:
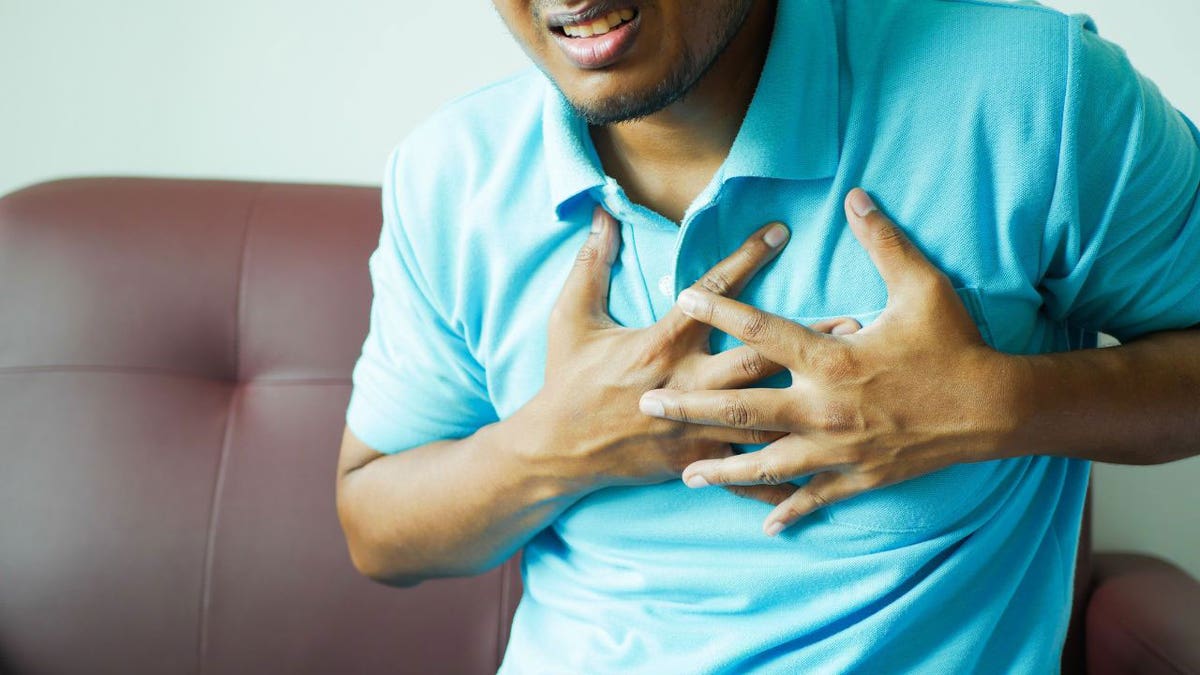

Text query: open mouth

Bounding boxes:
[551,9,638,38]
[547,5,642,69]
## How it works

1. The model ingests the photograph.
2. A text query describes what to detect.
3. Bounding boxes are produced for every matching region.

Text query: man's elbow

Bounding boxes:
[344,539,427,589]
[336,492,427,588]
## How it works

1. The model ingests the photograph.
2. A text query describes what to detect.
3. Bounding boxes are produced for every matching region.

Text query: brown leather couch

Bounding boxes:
[1,177,1196,674]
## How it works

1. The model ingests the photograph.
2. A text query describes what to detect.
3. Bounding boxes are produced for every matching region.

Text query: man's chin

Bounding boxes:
[559,83,690,126]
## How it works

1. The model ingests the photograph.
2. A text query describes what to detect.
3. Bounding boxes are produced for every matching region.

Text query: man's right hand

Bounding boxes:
[521,206,860,505]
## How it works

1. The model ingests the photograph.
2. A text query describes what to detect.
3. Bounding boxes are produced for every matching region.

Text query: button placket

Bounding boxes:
[596,186,678,323]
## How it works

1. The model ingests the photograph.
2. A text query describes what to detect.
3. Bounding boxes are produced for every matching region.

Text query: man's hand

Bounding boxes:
[636,188,1021,535]
[525,205,860,506]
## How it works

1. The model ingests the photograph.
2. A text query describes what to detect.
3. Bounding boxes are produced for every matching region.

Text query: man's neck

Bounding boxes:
[590,1,777,224]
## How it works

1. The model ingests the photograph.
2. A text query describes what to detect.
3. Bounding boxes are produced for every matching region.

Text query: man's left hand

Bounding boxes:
[638,188,1024,537]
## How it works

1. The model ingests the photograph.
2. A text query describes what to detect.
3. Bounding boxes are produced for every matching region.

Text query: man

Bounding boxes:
[335,0,1200,672]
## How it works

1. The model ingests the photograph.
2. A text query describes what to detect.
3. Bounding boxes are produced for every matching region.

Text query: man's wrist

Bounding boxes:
[491,393,599,504]
[967,348,1041,462]
[987,345,1111,462]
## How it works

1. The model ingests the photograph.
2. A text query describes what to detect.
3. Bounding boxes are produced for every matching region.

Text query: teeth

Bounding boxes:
[561,8,634,37]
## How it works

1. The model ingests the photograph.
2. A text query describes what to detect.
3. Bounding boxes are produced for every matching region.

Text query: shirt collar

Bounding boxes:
[542,0,841,216]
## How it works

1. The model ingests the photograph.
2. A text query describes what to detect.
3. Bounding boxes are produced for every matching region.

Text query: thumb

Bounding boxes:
[844,188,939,299]
[553,205,621,327]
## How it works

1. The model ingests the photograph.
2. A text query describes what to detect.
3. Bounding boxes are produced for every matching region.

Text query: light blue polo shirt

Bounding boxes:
[346,0,1200,672]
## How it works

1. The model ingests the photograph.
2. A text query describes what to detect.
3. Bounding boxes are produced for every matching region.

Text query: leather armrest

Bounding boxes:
[1085,552,1200,675]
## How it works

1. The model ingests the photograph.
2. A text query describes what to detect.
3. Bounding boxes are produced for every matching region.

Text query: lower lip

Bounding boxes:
[551,15,641,70]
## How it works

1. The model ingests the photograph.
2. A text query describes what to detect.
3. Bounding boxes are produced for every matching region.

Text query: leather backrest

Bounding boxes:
[0,178,520,675]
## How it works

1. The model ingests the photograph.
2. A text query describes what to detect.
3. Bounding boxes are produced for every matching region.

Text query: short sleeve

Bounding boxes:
[1040,15,1200,343]
[345,149,499,454]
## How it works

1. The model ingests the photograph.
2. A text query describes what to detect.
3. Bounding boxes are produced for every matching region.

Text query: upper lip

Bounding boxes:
[545,1,636,29]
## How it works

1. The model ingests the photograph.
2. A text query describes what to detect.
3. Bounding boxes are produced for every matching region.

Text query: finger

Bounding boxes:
[700,315,861,389]
[640,387,811,432]
[700,345,786,389]
[808,316,863,336]
[552,205,621,327]
[762,472,862,536]
[654,221,790,340]
[681,435,831,487]
[674,290,825,367]
[688,445,797,506]
[721,483,796,507]
[688,422,787,446]
[844,189,943,301]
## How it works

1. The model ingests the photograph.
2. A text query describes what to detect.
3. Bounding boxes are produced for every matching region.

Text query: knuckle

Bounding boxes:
[740,310,772,341]
[871,220,907,251]
[810,345,856,379]
[733,242,764,272]
[817,401,861,433]
[721,396,754,428]
[738,350,767,379]
[806,343,854,374]
[807,488,833,509]
[574,243,602,267]
[665,399,690,424]
[754,458,784,486]
[698,268,735,296]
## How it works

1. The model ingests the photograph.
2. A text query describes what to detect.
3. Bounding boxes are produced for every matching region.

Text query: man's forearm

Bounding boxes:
[336,402,584,587]
[1007,327,1200,465]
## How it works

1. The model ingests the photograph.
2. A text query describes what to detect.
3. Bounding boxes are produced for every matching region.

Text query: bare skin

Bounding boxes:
[336,210,859,585]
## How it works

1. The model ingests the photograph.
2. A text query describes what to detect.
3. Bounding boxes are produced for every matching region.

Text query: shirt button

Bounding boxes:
[657,274,674,299]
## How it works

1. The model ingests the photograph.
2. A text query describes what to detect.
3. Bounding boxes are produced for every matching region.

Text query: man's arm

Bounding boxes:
[1010,326,1200,466]
[337,210,851,583]
[336,415,579,587]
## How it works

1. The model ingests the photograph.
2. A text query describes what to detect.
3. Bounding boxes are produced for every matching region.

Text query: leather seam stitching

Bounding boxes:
[233,185,264,381]
[197,385,240,673]
[0,364,349,385]
[196,185,260,673]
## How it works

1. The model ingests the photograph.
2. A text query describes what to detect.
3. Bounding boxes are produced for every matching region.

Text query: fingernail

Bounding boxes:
[639,393,666,417]
[848,189,877,218]
[764,521,785,537]
[685,474,709,488]
[676,289,701,315]
[763,223,789,248]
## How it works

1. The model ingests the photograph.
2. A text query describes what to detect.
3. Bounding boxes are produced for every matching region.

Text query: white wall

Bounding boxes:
[0,2,529,193]
[2,1,1198,577]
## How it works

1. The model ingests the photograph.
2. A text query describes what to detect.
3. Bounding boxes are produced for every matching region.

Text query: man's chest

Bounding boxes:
[469,177,1052,420]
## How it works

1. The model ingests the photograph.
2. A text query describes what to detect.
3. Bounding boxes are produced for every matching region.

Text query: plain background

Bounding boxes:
[2,1,1198,578]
